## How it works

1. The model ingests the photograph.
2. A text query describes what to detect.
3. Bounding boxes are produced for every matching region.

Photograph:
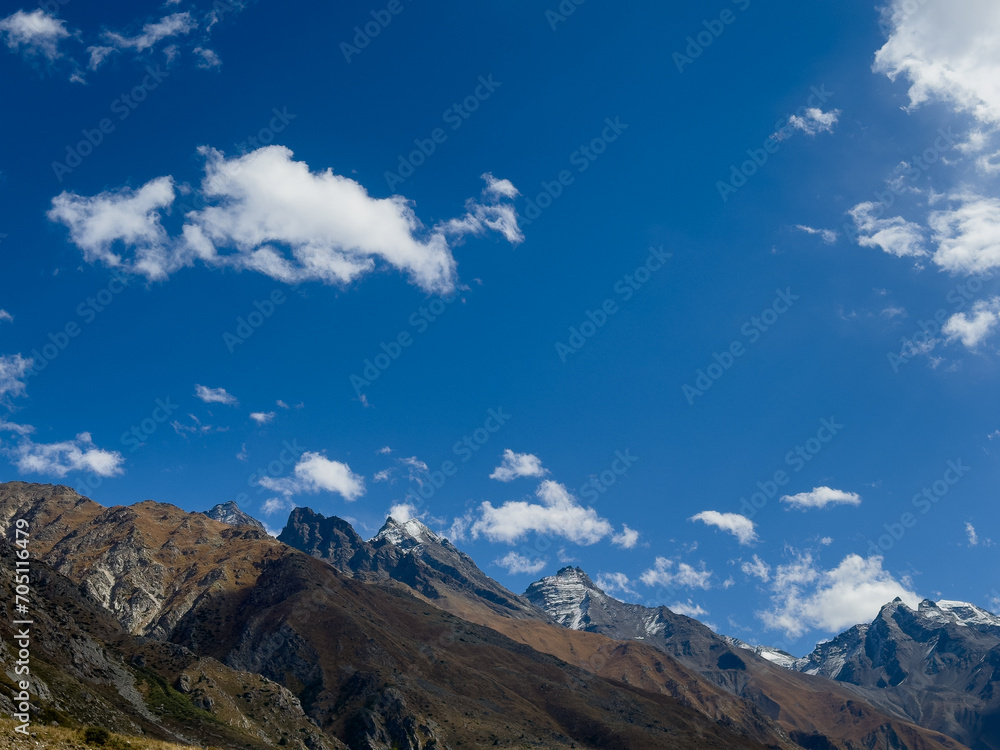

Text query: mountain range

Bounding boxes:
[1,481,993,749]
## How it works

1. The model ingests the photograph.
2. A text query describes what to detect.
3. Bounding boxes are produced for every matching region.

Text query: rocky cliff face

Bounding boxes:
[793,598,1000,749]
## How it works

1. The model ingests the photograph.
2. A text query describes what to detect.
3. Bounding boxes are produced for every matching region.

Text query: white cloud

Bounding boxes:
[785,107,841,136]
[258,451,365,502]
[0,419,34,436]
[489,449,547,482]
[669,600,708,618]
[469,479,613,545]
[400,456,429,478]
[194,384,238,406]
[49,148,521,294]
[494,551,547,575]
[376,445,392,454]
[261,496,294,516]
[966,522,980,546]
[0,9,71,62]
[760,553,919,639]
[741,554,771,582]
[929,198,1000,274]
[639,557,712,590]
[249,411,275,425]
[849,203,927,257]
[595,572,636,596]
[943,296,1000,347]
[0,310,13,323]
[170,413,227,436]
[388,502,419,523]
[0,353,32,401]
[795,225,837,244]
[100,12,196,53]
[781,486,862,510]
[48,176,178,278]
[373,469,394,483]
[192,46,220,69]
[8,432,124,478]
[875,0,1000,128]
[611,524,639,549]
[690,510,758,545]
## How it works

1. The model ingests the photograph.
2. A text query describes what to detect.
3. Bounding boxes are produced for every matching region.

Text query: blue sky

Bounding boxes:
[2,0,1000,654]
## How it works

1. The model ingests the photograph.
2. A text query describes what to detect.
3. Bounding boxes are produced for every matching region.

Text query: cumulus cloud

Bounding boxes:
[611,524,640,549]
[259,451,365,502]
[7,432,124,478]
[795,225,837,244]
[781,486,862,510]
[469,479,613,545]
[929,198,1000,274]
[195,384,238,405]
[639,557,712,590]
[943,296,1000,347]
[250,411,275,425]
[494,551,547,575]
[760,553,919,638]
[785,107,841,136]
[875,0,1000,128]
[0,353,33,401]
[489,449,547,482]
[849,203,927,257]
[595,572,636,596]
[49,147,522,295]
[0,9,71,61]
[690,511,758,545]
[741,554,771,582]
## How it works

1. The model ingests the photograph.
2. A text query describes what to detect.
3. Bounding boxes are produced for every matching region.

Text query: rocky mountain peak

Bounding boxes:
[204,500,265,530]
[372,515,441,548]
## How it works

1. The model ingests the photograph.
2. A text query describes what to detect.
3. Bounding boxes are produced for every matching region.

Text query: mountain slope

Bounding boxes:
[793,598,1000,749]
[0,482,789,749]
[525,567,967,750]
[278,507,545,620]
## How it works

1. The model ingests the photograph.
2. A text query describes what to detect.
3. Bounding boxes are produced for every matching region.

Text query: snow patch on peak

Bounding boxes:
[374,516,440,547]
[525,570,595,630]
[920,599,1000,628]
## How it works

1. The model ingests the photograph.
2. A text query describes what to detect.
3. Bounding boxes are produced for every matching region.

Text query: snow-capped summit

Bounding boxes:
[918,599,1000,630]
[373,515,441,548]
[524,566,601,630]
[722,636,806,670]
